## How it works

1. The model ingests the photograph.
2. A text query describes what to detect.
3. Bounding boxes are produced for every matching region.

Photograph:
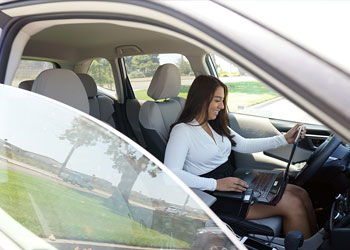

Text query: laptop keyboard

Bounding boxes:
[249,173,276,198]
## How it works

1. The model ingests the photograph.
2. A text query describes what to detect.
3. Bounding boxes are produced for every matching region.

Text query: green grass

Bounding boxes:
[134,81,279,110]
[0,168,190,248]
[225,81,279,111]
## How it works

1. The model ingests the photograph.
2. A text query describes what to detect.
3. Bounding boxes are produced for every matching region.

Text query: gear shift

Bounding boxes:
[285,231,304,250]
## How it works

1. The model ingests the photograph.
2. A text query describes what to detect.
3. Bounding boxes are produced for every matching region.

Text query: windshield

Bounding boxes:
[0,85,242,249]
[220,0,350,74]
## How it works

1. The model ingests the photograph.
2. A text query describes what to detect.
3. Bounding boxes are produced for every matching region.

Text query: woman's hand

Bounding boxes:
[216,177,248,192]
[284,123,306,144]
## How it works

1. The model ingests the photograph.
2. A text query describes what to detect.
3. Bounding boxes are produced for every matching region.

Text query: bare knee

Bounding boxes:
[287,184,310,202]
[277,192,305,217]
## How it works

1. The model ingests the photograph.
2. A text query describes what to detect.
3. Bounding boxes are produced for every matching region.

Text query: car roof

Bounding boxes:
[25,22,206,62]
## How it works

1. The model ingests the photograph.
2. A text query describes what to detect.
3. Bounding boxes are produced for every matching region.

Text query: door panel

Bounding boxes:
[270,119,330,151]
[228,113,330,175]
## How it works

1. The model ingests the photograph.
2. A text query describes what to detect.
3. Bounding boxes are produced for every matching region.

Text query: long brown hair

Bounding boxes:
[170,75,235,146]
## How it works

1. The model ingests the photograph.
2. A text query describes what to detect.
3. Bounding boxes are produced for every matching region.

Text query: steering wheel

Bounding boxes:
[294,135,342,186]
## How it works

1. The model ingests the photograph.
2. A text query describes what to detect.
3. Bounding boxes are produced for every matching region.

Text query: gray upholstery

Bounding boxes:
[77,73,97,97]
[18,80,34,91]
[250,216,283,236]
[139,64,185,150]
[139,99,183,143]
[126,99,147,147]
[191,188,217,207]
[77,73,116,127]
[196,189,282,236]
[32,69,89,113]
[147,63,181,100]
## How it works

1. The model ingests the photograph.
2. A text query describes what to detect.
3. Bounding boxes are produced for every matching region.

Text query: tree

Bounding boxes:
[58,117,101,175]
[59,117,161,201]
[176,56,191,76]
[130,55,160,77]
[88,58,114,89]
[104,139,161,200]
[124,56,134,72]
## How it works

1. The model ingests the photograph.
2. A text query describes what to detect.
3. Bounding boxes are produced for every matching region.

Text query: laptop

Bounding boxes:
[234,127,303,205]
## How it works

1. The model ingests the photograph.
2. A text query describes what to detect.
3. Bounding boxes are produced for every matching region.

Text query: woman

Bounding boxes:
[164,75,317,239]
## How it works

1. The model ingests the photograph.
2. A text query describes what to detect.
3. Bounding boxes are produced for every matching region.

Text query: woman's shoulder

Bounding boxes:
[172,122,191,131]
[171,120,197,133]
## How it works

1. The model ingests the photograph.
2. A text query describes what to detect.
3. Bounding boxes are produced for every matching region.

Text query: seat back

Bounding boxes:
[139,64,185,161]
[126,98,147,147]
[18,80,34,90]
[32,69,89,113]
[77,73,116,127]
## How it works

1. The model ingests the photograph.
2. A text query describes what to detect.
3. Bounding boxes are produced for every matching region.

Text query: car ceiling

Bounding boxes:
[23,22,206,62]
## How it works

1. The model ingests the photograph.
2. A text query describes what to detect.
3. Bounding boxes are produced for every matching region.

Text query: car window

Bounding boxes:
[125,54,195,100]
[211,54,322,125]
[12,59,54,87]
[88,58,116,91]
[0,85,238,250]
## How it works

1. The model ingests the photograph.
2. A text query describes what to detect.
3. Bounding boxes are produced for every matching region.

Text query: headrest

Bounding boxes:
[147,64,181,100]
[77,73,98,98]
[18,80,34,91]
[32,69,89,113]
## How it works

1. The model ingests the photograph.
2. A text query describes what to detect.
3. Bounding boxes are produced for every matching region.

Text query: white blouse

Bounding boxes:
[164,120,288,191]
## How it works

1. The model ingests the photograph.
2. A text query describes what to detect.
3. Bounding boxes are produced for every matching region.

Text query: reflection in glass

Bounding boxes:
[0,86,238,249]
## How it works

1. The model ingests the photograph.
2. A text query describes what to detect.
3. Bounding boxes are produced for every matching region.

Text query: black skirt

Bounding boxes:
[200,160,235,179]
[200,160,250,217]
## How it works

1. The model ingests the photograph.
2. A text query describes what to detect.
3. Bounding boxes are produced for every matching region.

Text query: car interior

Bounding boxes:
[3,14,350,250]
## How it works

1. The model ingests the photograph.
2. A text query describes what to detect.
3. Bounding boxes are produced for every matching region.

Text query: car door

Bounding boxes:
[0,84,242,249]
[205,54,331,176]
[216,57,332,174]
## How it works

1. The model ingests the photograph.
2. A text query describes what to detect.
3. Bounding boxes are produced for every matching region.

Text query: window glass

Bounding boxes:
[0,85,239,250]
[12,60,54,87]
[88,58,116,91]
[125,54,195,100]
[211,54,322,125]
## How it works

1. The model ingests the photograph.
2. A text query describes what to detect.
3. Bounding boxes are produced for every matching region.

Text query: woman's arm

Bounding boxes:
[164,125,217,191]
[230,127,288,153]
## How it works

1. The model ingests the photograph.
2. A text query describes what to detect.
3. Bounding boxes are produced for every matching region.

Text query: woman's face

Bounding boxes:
[207,86,225,120]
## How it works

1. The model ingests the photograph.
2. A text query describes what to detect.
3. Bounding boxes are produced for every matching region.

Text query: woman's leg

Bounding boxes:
[246,189,312,238]
[285,184,318,234]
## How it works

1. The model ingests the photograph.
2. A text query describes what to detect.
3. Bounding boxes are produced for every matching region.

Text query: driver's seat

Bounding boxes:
[138,65,283,236]
[193,188,283,236]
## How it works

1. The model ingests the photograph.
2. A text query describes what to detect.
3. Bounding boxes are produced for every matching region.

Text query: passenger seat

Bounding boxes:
[32,69,89,113]
[18,80,34,91]
[139,64,185,161]
[77,73,116,127]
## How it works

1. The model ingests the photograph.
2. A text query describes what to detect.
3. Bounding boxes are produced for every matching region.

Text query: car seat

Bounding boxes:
[139,63,185,162]
[31,68,89,113]
[138,64,283,237]
[18,80,34,90]
[77,73,116,127]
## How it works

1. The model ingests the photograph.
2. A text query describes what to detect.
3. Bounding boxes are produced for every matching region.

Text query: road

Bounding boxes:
[243,97,322,125]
